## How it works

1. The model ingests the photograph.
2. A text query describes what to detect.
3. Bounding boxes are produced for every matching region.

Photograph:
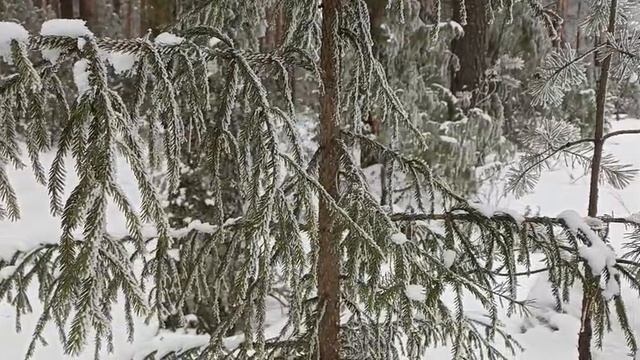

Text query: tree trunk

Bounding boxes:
[318,0,341,359]
[60,0,73,18]
[579,1,617,359]
[365,0,392,205]
[142,0,174,35]
[79,0,96,28]
[554,0,569,47]
[124,0,137,37]
[49,0,60,16]
[451,0,488,93]
[576,1,582,52]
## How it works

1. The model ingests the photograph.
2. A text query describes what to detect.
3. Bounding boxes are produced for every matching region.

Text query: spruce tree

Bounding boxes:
[0,1,640,360]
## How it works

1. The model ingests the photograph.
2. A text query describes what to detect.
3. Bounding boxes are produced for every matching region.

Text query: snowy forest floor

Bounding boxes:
[1,118,639,359]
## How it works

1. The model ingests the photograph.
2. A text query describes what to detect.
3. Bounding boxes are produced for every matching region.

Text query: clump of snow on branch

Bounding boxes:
[72,59,90,97]
[208,37,221,47]
[40,19,94,63]
[558,210,620,297]
[438,21,464,37]
[0,22,29,64]
[443,250,456,268]
[390,232,409,245]
[469,201,525,225]
[439,135,459,144]
[104,51,138,74]
[154,32,184,46]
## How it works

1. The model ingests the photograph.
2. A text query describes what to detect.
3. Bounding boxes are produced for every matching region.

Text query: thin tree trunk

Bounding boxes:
[50,0,60,16]
[579,1,617,359]
[576,1,582,52]
[318,0,341,359]
[451,0,488,93]
[142,0,174,35]
[554,0,569,47]
[366,0,392,205]
[60,0,73,18]
[124,0,136,37]
[79,0,96,28]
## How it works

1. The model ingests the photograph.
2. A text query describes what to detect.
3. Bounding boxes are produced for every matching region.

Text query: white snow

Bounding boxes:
[439,135,459,144]
[40,19,93,63]
[405,284,427,302]
[105,51,138,74]
[77,37,86,50]
[390,232,409,245]
[169,219,217,238]
[626,212,640,224]
[557,209,617,276]
[40,19,93,38]
[0,113,639,360]
[154,32,184,46]
[129,330,208,360]
[208,37,221,47]
[469,201,525,224]
[438,21,464,37]
[0,22,29,64]
[72,59,91,97]
[442,249,456,269]
[0,265,17,280]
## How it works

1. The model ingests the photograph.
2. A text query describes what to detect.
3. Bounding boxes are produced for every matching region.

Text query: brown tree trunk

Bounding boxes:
[451,0,488,93]
[365,0,392,205]
[261,4,286,50]
[318,0,341,359]
[124,0,137,37]
[49,0,60,16]
[60,0,74,18]
[579,1,617,359]
[79,0,96,28]
[142,0,174,35]
[576,1,582,52]
[553,0,569,47]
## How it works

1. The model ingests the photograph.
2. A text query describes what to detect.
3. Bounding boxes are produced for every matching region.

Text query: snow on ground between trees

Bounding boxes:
[1,119,640,358]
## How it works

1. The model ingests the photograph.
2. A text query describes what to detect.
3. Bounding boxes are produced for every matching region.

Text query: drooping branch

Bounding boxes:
[390,211,635,226]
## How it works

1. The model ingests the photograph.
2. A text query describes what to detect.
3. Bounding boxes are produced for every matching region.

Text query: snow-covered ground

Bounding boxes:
[1,118,640,359]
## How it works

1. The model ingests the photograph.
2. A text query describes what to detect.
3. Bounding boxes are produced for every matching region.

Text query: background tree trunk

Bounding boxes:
[79,0,96,28]
[579,1,617,359]
[451,0,488,93]
[318,0,341,359]
[60,0,73,18]
[142,0,174,35]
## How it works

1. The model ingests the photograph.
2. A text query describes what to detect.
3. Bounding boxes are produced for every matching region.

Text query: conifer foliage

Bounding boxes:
[0,1,639,360]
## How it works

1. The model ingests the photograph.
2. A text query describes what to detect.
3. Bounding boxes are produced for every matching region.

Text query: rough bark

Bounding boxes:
[579,1,617,359]
[553,0,569,47]
[451,0,488,93]
[142,0,174,35]
[60,0,73,18]
[79,0,96,28]
[318,0,342,359]
[124,0,137,37]
[365,0,392,204]
[49,0,60,15]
